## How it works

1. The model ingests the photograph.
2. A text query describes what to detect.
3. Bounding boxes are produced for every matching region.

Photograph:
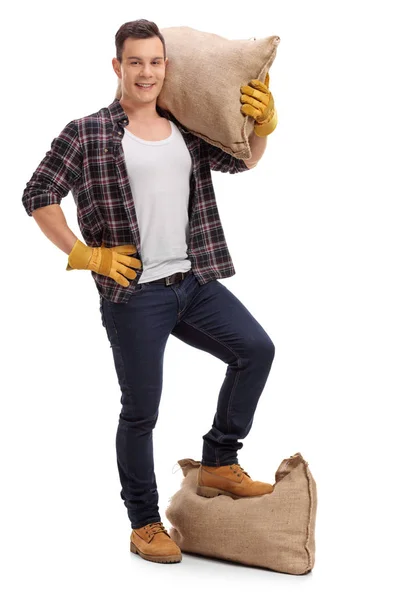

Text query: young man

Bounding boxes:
[22,19,277,564]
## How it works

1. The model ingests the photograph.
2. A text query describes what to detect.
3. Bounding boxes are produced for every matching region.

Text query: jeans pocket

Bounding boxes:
[131,282,146,294]
[126,281,151,301]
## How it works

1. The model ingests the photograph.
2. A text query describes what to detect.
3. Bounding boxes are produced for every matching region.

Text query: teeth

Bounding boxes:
[137,84,153,87]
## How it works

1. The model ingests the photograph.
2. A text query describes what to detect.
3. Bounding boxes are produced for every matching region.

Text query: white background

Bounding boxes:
[1,0,399,597]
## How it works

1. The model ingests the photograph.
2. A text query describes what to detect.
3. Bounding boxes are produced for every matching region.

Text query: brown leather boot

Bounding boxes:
[130,521,182,563]
[196,462,275,499]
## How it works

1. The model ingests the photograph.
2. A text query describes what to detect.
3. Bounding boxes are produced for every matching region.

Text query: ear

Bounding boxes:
[112,57,121,78]
[165,57,169,68]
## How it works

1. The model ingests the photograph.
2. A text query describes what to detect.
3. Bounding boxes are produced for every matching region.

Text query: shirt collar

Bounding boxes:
[107,98,189,134]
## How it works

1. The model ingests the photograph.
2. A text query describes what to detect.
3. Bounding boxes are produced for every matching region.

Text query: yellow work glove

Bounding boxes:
[240,72,278,137]
[66,239,142,288]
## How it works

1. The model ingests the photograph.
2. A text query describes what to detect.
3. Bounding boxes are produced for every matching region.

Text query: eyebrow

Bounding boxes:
[127,56,164,60]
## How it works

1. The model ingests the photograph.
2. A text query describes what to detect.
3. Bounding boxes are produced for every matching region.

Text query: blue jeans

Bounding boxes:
[99,270,275,529]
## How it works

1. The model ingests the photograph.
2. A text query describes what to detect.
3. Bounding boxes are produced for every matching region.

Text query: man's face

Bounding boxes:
[113,36,168,104]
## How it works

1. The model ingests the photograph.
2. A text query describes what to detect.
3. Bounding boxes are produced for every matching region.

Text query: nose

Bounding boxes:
[140,64,154,77]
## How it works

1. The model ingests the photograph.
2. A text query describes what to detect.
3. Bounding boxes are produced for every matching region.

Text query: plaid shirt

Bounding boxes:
[22,98,250,303]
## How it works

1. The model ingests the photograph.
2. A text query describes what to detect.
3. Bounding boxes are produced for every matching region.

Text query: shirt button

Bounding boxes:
[118,131,122,135]
[104,148,108,153]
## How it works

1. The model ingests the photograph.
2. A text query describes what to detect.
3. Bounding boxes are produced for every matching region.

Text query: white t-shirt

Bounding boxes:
[121,120,193,283]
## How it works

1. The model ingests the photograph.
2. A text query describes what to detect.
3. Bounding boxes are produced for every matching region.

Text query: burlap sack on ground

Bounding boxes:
[165,452,317,574]
[115,26,280,160]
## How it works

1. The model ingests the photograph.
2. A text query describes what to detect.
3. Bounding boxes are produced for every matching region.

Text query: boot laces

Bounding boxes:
[230,463,251,478]
[144,521,169,537]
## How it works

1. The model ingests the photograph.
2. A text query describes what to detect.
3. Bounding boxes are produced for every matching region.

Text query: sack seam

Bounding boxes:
[304,461,315,572]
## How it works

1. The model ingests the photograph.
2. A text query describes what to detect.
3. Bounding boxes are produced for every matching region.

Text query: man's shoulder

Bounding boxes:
[63,100,119,144]
[73,103,113,127]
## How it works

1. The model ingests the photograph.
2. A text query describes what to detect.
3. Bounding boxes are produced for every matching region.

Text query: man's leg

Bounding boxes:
[100,286,178,529]
[171,278,275,466]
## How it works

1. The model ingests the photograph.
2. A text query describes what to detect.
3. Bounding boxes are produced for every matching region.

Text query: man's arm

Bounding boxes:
[203,129,268,173]
[32,204,78,255]
[22,120,83,217]
[243,129,268,169]
[203,139,250,174]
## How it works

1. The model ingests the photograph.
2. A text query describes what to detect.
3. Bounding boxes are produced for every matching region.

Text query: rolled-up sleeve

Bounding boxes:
[22,120,82,217]
[203,139,250,174]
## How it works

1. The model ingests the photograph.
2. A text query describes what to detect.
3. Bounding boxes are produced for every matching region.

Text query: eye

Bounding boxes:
[130,61,161,65]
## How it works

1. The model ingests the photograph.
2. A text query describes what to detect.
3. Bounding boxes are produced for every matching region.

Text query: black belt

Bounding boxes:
[145,269,192,286]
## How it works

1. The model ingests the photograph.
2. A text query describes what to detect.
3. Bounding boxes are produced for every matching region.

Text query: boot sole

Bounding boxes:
[130,541,182,563]
[196,484,274,499]
[196,484,246,499]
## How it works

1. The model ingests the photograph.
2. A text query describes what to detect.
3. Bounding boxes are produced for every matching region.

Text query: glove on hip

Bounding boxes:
[66,239,142,288]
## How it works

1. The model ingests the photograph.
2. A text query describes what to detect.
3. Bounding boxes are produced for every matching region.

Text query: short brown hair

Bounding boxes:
[115,19,166,63]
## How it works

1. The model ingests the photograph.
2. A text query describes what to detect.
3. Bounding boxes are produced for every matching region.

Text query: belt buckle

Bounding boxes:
[165,272,184,286]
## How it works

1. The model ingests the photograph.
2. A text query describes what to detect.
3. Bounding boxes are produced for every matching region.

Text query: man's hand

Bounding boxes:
[240,72,278,137]
[66,240,142,288]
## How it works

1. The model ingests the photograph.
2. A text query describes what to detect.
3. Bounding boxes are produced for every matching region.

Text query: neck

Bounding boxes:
[119,96,161,123]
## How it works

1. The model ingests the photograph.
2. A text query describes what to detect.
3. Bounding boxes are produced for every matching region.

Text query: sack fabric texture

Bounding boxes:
[165,452,317,574]
[115,26,280,160]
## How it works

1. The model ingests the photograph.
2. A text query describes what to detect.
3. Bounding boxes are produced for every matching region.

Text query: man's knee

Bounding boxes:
[249,336,275,365]
[119,406,160,430]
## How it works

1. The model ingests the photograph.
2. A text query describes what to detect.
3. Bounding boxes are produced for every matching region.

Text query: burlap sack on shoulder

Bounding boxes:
[165,452,317,574]
[115,26,280,160]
